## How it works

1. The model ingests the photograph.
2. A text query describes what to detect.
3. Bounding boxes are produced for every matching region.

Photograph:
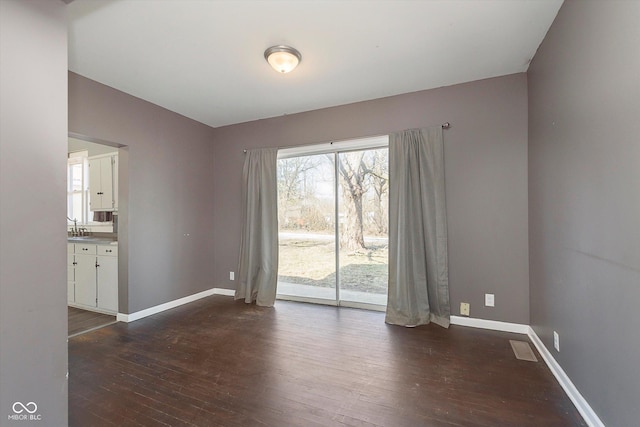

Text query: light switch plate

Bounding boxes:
[230,271,235,281]
[485,293,495,307]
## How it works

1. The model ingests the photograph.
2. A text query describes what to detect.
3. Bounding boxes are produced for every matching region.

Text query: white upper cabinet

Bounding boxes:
[89,153,118,211]
[113,154,119,211]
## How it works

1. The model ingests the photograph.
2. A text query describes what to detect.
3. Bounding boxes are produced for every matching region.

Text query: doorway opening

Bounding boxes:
[276,136,389,310]
[67,135,127,336]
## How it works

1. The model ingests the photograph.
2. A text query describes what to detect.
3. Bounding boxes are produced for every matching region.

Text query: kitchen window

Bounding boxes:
[67,151,89,225]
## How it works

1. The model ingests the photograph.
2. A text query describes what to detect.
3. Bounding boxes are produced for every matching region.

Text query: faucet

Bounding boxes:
[67,216,78,236]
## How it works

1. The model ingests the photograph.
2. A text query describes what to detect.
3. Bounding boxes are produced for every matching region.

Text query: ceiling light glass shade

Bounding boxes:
[264,45,301,74]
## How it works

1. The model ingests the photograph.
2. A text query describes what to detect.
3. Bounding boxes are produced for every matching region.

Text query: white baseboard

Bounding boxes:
[116,287,234,323]
[450,315,530,334]
[527,327,605,427]
[212,288,235,297]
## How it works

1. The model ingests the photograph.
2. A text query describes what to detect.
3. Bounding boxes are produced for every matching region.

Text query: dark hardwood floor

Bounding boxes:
[69,296,586,427]
[68,306,117,337]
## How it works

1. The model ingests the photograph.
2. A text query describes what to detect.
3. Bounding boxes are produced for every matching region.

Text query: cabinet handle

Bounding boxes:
[106,250,112,253]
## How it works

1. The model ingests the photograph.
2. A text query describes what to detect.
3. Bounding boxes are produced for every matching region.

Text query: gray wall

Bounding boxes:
[213,74,530,324]
[528,1,640,425]
[69,72,217,314]
[0,0,68,425]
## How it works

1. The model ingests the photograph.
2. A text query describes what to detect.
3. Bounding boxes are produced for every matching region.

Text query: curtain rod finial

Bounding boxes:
[442,122,451,129]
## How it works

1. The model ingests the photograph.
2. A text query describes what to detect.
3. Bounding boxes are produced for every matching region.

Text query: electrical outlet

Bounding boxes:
[485,293,495,307]
[460,302,470,316]
[230,271,235,281]
[553,331,560,352]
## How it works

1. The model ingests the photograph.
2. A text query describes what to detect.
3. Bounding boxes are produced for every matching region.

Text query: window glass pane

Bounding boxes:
[277,154,336,300]
[338,148,388,306]
[70,193,83,222]
[67,153,88,224]
[70,164,83,191]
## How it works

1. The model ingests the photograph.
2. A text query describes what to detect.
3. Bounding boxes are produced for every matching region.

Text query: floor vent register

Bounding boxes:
[509,340,538,362]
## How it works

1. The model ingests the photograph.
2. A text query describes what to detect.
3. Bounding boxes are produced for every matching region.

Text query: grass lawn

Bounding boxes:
[278,236,388,294]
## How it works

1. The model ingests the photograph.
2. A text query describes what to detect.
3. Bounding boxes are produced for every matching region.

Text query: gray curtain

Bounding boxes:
[235,148,279,307]
[385,126,450,328]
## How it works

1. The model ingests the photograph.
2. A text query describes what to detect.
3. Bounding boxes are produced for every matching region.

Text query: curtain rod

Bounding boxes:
[243,122,451,153]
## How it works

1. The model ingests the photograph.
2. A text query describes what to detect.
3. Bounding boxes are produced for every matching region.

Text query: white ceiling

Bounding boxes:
[68,0,563,128]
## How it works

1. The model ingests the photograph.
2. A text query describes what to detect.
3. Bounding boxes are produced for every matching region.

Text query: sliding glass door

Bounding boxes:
[277,154,337,302]
[337,148,388,306]
[276,138,389,309]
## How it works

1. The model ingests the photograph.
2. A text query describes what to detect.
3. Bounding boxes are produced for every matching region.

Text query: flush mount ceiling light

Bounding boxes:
[264,45,302,74]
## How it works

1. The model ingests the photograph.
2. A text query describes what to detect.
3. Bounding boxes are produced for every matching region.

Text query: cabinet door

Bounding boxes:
[89,156,115,211]
[113,154,119,210]
[88,158,102,210]
[75,254,97,307]
[67,264,75,303]
[67,244,75,303]
[97,255,118,312]
[99,157,114,210]
[67,280,75,303]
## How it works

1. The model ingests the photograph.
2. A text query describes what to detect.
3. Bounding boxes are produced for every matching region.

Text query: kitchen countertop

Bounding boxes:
[67,236,118,246]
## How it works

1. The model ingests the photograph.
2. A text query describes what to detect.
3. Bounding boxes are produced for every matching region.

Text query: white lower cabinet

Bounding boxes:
[67,244,75,303]
[67,242,118,314]
[97,246,118,312]
[75,251,97,307]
